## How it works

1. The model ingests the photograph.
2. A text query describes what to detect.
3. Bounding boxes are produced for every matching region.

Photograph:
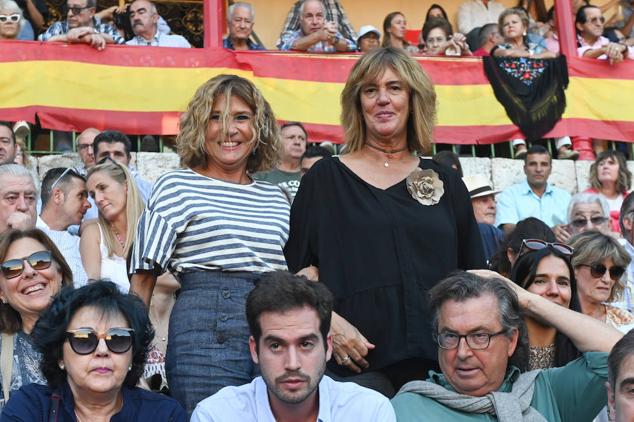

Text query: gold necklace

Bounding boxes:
[150,304,168,342]
[111,226,126,250]
[366,142,408,167]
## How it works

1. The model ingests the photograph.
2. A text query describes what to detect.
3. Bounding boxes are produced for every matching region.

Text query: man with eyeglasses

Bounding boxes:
[222,2,264,50]
[392,271,623,421]
[576,4,633,63]
[38,0,124,50]
[75,128,98,175]
[37,167,90,287]
[0,163,37,233]
[618,192,634,312]
[125,0,190,47]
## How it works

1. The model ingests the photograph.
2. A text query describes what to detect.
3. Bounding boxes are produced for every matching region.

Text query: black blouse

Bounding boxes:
[285,156,485,373]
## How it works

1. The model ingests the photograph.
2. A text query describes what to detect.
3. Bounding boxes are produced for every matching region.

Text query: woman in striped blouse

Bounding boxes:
[129,75,289,415]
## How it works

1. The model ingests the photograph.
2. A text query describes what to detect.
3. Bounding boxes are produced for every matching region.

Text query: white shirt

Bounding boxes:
[191,375,396,422]
[126,32,191,48]
[457,0,506,34]
[36,217,88,287]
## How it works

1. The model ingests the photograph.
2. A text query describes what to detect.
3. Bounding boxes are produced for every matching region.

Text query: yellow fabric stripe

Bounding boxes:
[1,61,633,126]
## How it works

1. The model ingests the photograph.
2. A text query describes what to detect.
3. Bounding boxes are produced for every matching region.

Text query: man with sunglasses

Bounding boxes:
[392,271,623,421]
[38,0,124,50]
[37,167,90,287]
[577,4,632,63]
[191,272,395,421]
[0,163,37,233]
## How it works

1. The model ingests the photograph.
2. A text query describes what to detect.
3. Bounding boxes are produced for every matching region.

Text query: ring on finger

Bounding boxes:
[341,355,351,364]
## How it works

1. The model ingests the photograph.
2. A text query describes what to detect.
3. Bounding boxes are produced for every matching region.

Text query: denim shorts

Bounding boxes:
[167,270,261,415]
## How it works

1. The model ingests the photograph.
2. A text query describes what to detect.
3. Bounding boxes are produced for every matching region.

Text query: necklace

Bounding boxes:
[150,305,168,342]
[365,142,408,167]
[111,226,126,250]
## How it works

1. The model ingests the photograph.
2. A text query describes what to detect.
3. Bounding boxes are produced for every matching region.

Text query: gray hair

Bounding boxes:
[567,192,610,223]
[0,0,24,31]
[0,164,37,195]
[227,2,254,21]
[429,271,529,371]
[299,0,325,16]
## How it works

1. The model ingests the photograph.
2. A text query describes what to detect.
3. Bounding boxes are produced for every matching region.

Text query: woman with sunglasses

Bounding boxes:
[569,231,634,330]
[585,150,632,234]
[511,239,582,370]
[0,0,22,40]
[80,160,144,293]
[1,281,186,420]
[553,192,612,243]
[0,229,73,408]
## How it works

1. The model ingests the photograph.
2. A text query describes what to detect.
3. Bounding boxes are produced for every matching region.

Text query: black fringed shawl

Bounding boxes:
[483,55,569,140]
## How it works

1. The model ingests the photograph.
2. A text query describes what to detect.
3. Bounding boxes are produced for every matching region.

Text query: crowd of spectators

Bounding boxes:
[0,0,634,420]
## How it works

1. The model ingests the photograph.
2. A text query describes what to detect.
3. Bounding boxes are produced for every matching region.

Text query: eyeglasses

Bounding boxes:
[588,16,606,24]
[65,327,135,355]
[77,143,93,151]
[1,251,52,279]
[0,14,21,23]
[64,5,91,15]
[518,239,574,257]
[435,330,508,350]
[569,216,609,228]
[578,263,625,281]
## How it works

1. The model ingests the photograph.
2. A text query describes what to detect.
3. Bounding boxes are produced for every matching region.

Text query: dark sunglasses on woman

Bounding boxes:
[0,251,52,279]
[518,239,574,258]
[569,216,609,228]
[578,263,625,281]
[65,327,135,355]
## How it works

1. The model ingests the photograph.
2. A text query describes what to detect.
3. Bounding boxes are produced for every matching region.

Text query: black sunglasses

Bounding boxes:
[65,327,135,355]
[518,239,574,257]
[569,216,609,228]
[64,5,91,15]
[1,251,52,279]
[578,263,625,281]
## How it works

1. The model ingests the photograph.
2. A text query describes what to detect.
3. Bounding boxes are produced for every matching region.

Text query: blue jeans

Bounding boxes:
[167,271,261,416]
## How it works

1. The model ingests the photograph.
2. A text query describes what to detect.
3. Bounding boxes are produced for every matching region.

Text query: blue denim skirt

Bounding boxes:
[166,270,261,415]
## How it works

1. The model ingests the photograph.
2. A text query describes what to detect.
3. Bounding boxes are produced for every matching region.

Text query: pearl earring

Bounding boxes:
[59,362,65,370]
[128,364,132,371]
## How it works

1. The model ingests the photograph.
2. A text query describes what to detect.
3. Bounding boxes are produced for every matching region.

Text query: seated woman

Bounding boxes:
[381,11,419,54]
[492,7,556,59]
[0,0,22,40]
[80,159,144,292]
[569,231,634,331]
[0,229,72,407]
[553,192,612,243]
[510,239,581,370]
[2,281,186,420]
[421,17,471,56]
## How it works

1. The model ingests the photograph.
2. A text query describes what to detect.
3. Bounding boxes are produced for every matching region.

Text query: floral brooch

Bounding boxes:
[406,168,444,206]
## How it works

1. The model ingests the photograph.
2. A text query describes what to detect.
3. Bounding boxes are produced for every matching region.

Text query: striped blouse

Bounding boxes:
[130,169,290,275]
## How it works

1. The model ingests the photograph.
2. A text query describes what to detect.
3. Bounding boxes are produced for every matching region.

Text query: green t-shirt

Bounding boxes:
[253,168,302,199]
[391,352,608,422]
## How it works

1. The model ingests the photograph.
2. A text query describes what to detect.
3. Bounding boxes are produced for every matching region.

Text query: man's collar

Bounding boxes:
[134,29,160,44]
[521,179,552,195]
[255,375,328,422]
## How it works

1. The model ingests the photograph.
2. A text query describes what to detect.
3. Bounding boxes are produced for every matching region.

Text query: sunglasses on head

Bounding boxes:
[518,239,574,257]
[50,167,82,190]
[0,14,20,23]
[65,327,134,355]
[569,216,609,228]
[578,263,625,281]
[1,251,52,279]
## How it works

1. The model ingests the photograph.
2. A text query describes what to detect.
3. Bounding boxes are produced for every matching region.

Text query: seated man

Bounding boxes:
[577,4,632,63]
[356,25,380,53]
[277,0,356,52]
[277,0,357,46]
[472,23,502,56]
[191,271,395,421]
[126,0,190,47]
[37,167,90,287]
[0,122,17,166]
[392,271,623,421]
[0,163,37,233]
[223,2,264,50]
[495,145,571,235]
[254,122,307,199]
[38,0,124,50]
[463,174,503,263]
[607,330,634,422]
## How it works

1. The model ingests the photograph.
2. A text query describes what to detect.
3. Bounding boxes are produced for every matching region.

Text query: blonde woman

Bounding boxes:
[129,74,288,415]
[80,159,144,292]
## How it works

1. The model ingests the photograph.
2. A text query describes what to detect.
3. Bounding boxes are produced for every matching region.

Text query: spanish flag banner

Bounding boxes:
[1,41,633,144]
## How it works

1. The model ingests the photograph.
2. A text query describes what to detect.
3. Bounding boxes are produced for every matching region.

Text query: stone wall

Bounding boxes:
[29,153,633,195]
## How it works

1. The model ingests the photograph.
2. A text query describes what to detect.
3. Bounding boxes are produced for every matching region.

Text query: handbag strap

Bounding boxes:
[48,391,62,422]
[1,332,15,402]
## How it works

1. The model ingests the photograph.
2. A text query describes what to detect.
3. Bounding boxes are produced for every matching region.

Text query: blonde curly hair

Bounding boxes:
[177,74,279,173]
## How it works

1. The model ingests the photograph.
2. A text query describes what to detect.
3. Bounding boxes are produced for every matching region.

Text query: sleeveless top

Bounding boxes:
[97,223,130,293]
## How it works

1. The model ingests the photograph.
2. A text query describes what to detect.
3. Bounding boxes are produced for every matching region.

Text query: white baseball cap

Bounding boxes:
[357,25,381,41]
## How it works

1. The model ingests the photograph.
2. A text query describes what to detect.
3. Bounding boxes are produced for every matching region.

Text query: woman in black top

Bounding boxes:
[285,47,485,397]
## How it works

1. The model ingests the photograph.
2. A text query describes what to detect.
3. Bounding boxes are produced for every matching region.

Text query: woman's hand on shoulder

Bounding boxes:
[330,312,375,374]
[296,265,319,281]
